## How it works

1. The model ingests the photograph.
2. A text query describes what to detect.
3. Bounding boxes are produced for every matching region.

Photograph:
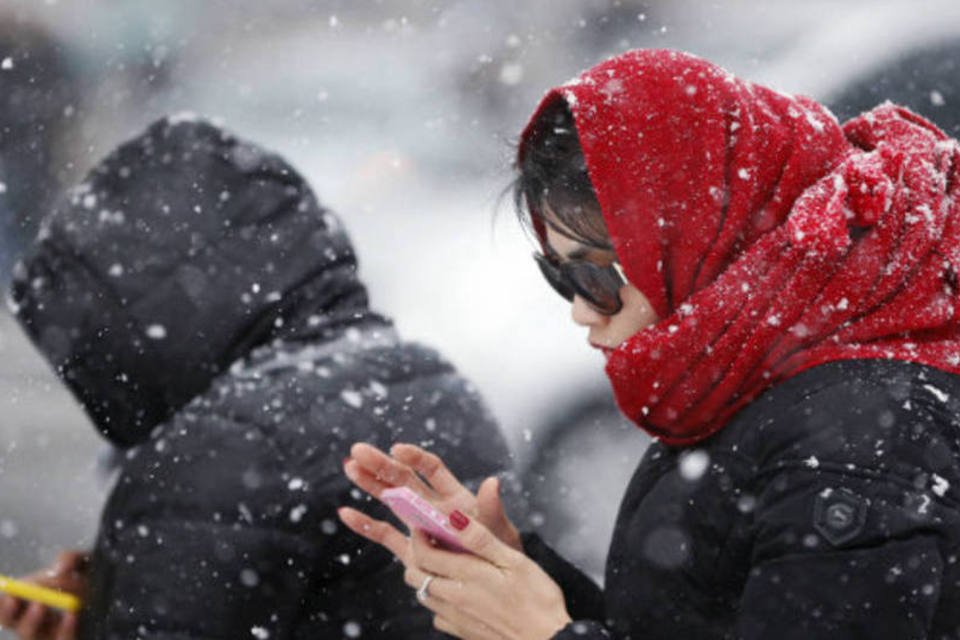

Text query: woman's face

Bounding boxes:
[543,222,659,354]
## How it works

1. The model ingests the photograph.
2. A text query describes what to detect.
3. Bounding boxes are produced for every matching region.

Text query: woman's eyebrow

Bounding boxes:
[566,247,590,260]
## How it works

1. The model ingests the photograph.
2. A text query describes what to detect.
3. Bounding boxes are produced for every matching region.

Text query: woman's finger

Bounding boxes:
[337,507,411,563]
[14,601,47,640]
[432,611,507,640]
[0,594,21,627]
[401,563,464,624]
[409,513,516,572]
[52,551,88,577]
[452,511,517,568]
[409,529,503,587]
[349,443,434,497]
[403,570,502,640]
[475,477,508,528]
[432,615,460,637]
[390,541,485,632]
[402,564,427,591]
[390,556,508,640]
[402,562,461,610]
[475,476,523,552]
[401,559,469,614]
[54,611,77,640]
[342,459,394,499]
[390,443,469,497]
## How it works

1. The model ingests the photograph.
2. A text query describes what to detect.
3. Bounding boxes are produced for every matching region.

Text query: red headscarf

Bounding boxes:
[519,49,960,446]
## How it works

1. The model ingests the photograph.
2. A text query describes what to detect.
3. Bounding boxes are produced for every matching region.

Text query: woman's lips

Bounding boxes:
[590,342,616,358]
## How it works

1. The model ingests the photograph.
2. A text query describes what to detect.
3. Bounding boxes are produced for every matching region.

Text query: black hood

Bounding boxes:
[10,116,372,447]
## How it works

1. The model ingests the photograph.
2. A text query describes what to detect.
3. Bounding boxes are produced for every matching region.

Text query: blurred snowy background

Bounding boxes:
[2,0,960,604]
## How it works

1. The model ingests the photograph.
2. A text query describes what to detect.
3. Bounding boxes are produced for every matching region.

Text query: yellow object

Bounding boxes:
[0,574,81,612]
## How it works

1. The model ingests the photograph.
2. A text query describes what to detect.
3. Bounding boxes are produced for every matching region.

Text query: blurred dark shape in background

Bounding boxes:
[520,392,646,583]
[827,38,960,136]
[0,16,81,276]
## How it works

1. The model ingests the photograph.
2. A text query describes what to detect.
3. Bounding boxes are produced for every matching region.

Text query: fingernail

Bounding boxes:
[342,457,351,467]
[449,510,470,531]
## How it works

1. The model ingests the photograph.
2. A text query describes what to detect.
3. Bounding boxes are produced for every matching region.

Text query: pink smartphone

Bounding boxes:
[380,487,468,553]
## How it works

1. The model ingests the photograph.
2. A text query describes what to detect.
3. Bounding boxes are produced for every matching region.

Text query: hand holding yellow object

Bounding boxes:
[0,550,87,640]
[0,575,81,612]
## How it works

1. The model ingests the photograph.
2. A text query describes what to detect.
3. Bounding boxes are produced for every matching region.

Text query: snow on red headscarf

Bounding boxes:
[519,49,960,446]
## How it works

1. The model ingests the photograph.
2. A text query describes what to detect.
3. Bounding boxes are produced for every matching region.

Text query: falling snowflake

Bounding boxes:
[146,324,167,340]
[923,384,950,403]
[240,569,260,587]
[0,520,18,539]
[499,63,523,85]
[932,474,950,497]
[679,450,710,481]
[340,389,363,409]
[290,504,308,523]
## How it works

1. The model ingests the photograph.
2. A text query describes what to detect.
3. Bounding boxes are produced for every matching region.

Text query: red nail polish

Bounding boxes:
[449,510,470,531]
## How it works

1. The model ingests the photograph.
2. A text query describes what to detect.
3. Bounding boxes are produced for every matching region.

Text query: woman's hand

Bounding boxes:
[338,506,571,640]
[343,442,522,552]
[0,550,88,640]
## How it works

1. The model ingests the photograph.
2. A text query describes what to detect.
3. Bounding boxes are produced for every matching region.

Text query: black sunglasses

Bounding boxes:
[533,252,627,315]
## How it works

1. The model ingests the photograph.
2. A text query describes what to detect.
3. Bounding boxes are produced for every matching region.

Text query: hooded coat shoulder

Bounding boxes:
[82,324,506,640]
[529,359,960,639]
[11,116,511,640]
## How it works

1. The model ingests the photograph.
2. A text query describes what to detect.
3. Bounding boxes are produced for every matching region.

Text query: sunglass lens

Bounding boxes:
[534,254,575,301]
[566,263,623,315]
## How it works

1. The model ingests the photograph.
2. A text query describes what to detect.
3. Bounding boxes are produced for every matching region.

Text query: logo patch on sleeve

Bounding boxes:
[813,488,868,546]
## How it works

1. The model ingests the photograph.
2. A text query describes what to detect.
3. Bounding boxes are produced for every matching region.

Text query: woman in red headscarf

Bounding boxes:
[339,49,960,639]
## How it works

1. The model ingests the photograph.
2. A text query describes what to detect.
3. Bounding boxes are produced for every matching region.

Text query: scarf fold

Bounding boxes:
[521,49,960,446]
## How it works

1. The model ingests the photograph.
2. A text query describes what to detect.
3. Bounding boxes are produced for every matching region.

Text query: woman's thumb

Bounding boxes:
[53,550,88,576]
[477,475,506,524]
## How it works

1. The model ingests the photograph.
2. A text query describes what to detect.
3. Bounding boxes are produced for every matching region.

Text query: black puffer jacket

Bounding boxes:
[525,360,960,639]
[11,117,511,640]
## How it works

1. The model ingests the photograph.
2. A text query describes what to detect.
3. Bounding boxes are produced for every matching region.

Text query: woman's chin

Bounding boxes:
[591,342,616,359]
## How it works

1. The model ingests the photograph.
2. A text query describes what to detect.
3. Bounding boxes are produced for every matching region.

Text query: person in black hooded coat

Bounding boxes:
[6,116,511,640]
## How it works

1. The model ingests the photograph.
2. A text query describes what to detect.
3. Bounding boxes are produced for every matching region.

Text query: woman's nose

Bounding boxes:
[571,295,606,327]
